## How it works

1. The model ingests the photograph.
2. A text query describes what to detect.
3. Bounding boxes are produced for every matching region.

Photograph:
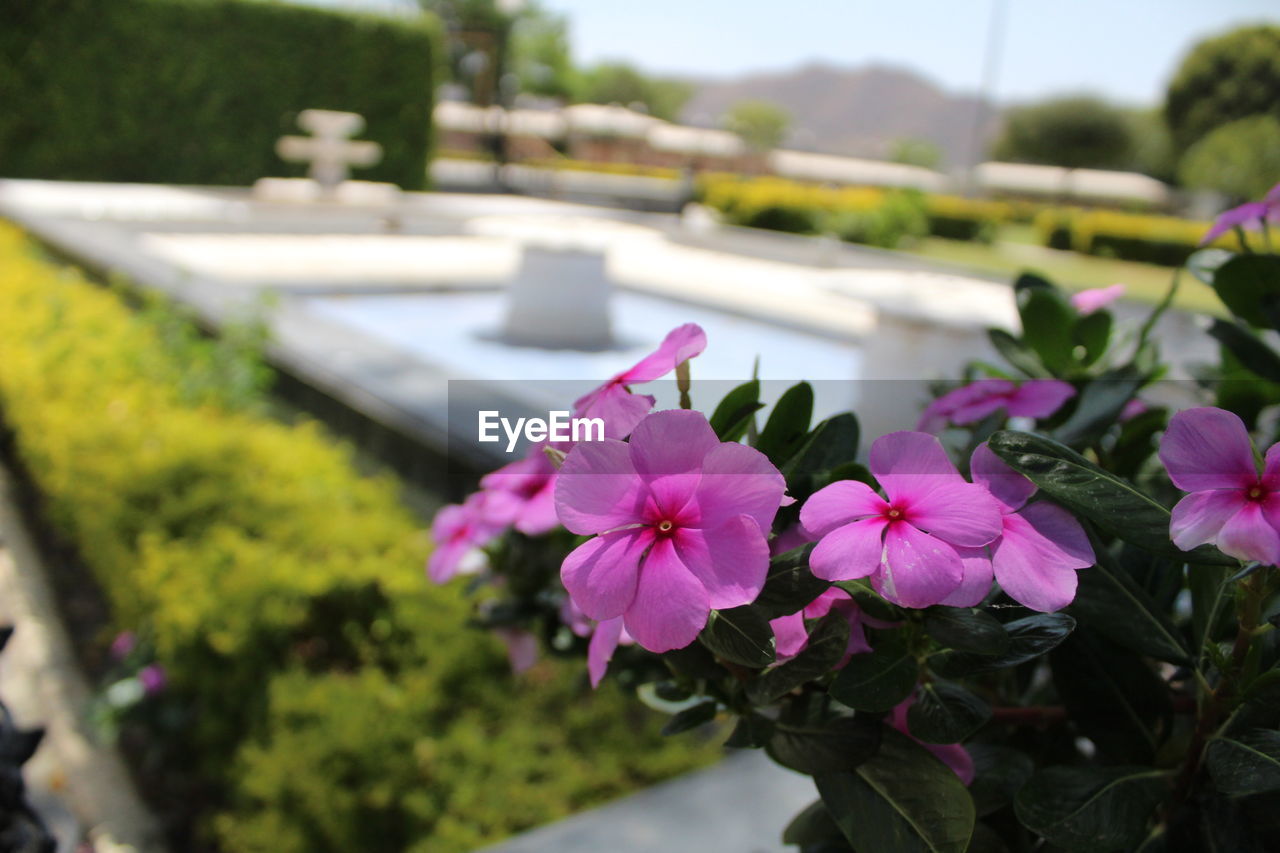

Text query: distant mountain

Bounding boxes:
[679,63,1002,169]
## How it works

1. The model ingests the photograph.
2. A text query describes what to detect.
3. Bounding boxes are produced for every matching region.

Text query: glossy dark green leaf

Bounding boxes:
[1070,541,1191,665]
[724,712,775,749]
[1211,254,1280,328]
[661,701,718,736]
[1051,370,1142,447]
[1017,285,1077,374]
[931,613,1076,677]
[833,578,904,622]
[662,639,726,680]
[757,381,815,464]
[922,607,1010,655]
[709,378,763,442]
[782,413,860,478]
[968,744,1035,817]
[989,328,1050,378]
[699,605,776,668]
[754,544,830,620]
[1072,309,1113,367]
[988,430,1231,564]
[828,632,917,712]
[1206,730,1280,796]
[1015,765,1167,852]
[817,727,975,853]
[1050,630,1173,764]
[907,681,992,744]
[782,799,844,847]
[766,715,881,775]
[748,613,850,705]
[1207,319,1280,383]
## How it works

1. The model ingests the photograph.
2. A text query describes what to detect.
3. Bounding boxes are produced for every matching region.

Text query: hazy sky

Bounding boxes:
[301,0,1278,105]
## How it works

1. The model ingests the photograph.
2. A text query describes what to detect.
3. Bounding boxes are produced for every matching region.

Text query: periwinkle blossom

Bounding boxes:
[479,446,560,536]
[427,491,513,583]
[560,598,635,688]
[889,698,974,785]
[139,664,167,696]
[495,628,540,675]
[1199,182,1280,246]
[1159,407,1280,565]
[769,587,885,666]
[573,323,707,439]
[917,379,1076,434]
[942,443,1094,612]
[554,408,787,652]
[800,432,1003,609]
[1070,284,1125,315]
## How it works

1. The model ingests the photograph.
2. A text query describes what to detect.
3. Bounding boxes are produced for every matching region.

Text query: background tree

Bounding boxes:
[723,99,790,152]
[418,0,516,106]
[889,137,942,170]
[573,62,693,122]
[1120,108,1176,183]
[1165,24,1280,155]
[992,95,1134,170]
[508,2,575,100]
[1179,115,1280,201]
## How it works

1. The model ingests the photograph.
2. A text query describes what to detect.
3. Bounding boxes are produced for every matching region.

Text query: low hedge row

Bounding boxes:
[1033,208,1244,266]
[0,223,714,851]
[1,0,440,189]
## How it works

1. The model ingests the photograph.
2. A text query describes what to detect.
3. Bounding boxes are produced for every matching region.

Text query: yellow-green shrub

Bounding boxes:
[1033,208,1245,266]
[0,223,715,850]
[923,194,1010,243]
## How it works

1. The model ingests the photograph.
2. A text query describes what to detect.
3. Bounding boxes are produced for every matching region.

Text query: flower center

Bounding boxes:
[657,519,674,533]
[1249,485,1265,501]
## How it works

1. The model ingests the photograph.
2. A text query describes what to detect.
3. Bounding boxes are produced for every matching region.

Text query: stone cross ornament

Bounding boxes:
[275,109,382,190]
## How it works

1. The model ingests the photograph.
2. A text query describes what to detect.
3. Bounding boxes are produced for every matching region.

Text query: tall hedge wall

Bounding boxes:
[0,0,439,189]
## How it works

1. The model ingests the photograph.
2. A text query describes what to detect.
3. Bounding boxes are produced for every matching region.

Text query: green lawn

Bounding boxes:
[900,234,1224,316]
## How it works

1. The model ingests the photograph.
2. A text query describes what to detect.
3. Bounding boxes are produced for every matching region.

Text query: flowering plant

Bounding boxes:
[429,183,1280,852]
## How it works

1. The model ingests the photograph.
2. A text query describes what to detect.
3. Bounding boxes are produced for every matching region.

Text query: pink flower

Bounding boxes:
[573,323,707,439]
[561,597,636,687]
[800,432,1003,609]
[495,628,540,675]
[110,631,138,661]
[1159,407,1280,564]
[139,664,167,696]
[1070,284,1125,315]
[479,447,560,536]
[427,491,513,583]
[942,443,1094,612]
[917,379,1076,434]
[769,587,878,665]
[1200,196,1276,246]
[554,409,787,652]
[889,698,974,785]
[1120,398,1149,422]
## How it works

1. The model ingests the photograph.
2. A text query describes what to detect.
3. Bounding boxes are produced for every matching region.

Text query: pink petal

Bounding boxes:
[1159,408,1259,492]
[1216,502,1280,565]
[673,516,770,609]
[873,523,963,609]
[871,431,968,504]
[623,537,711,652]
[810,517,889,581]
[628,409,720,478]
[618,323,708,384]
[1261,443,1280,491]
[554,439,645,535]
[970,442,1036,511]
[513,479,560,535]
[909,480,1004,548]
[770,524,814,556]
[992,505,1093,612]
[691,442,787,532]
[800,480,888,537]
[426,539,473,583]
[1070,284,1126,314]
[560,529,651,621]
[770,612,810,659]
[588,617,625,688]
[574,385,656,440]
[939,546,994,607]
[1201,201,1268,245]
[496,628,539,674]
[930,742,976,786]
[1006,380,1076,420]
[804,586,853,619]
[1171,489,1248,552]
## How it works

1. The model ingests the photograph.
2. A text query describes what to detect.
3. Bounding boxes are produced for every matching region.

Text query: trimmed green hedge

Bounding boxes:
[0,223,715,850]
[1,0,440,189]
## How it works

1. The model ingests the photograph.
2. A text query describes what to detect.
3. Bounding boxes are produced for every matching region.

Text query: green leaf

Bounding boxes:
[766,715,881,775]
[1187,248,1234,288]
[1017,285,1077,374]
[782,413,860,478]
[1049,630,1173,764]
[1191,565,1235,664]
[828,632,917,712]
[1206,730,1280,796]
[724,712,775,749]
[662,640,726,680]
[1051,370,1142,447]
[709,379,763,442]
[754,544,830,620]
[661,701,718,736]
[1072,309,1113,367]
[782,799,843,847]
[748,613,850,705]
[988,430,1231,564]
[931,614,1075,677]
[1211,254,1280,328]
[922,607,1009,655]
[834,578,904,622]
[906,681,992,744]
[1014,766,1168,852]
[967,744,1034,818]
[1207,319,1280,383]
[1070,541,1191,665]
[817,727,975,853]
[989,328,1049,378]
[699,605,776,668]
[757,381,815,464]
